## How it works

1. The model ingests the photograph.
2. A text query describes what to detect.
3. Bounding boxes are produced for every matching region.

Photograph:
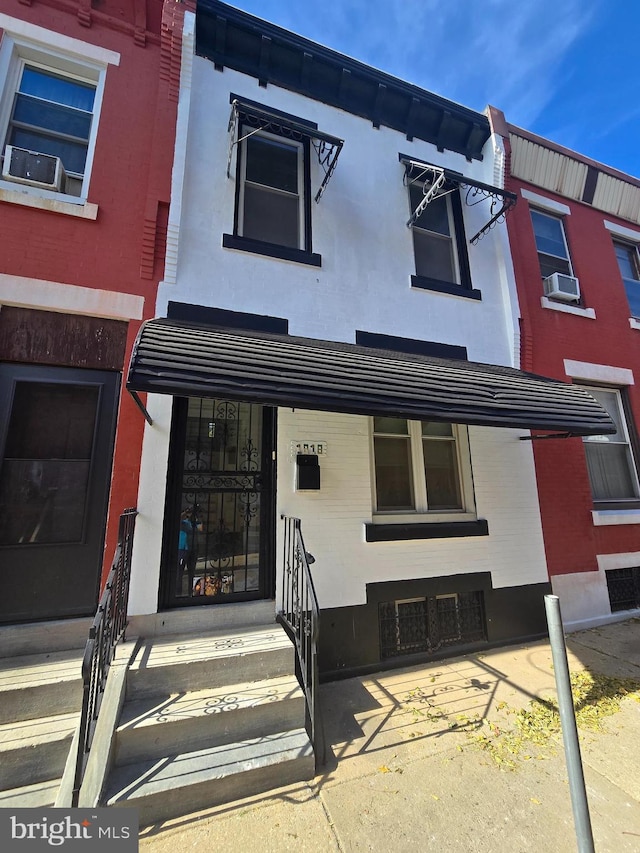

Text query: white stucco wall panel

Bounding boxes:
[158,58,517,367]
[277,410,547,610]
[551,569,612,630]
[128,394,174,616]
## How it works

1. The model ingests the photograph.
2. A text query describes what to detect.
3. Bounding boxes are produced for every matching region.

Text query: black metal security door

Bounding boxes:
[0,364,119,624]
[162,397,275,607]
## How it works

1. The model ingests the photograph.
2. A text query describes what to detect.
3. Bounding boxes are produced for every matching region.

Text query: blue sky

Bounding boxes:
[230,0,640,179]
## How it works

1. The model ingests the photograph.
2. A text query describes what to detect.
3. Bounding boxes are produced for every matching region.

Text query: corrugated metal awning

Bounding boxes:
[127,319,616,436]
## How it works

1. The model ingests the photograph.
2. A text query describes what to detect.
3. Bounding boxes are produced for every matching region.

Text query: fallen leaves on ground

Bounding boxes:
[470,670,640,770]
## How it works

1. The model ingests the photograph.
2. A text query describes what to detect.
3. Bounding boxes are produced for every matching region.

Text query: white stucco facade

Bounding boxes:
[129,10,549,668]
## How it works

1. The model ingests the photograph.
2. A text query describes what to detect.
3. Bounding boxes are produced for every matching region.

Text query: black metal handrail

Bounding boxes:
[278,515,323,769]
[72,508,137,807]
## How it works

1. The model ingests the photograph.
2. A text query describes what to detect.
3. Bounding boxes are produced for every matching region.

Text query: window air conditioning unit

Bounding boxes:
[2,145,65,191]
[543,271,580,303]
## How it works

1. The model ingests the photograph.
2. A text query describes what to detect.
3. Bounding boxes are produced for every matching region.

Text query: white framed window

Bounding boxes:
[237,127,305,251]
[530,209,573,279]
[613,240,640,319]
[582,387,640,503]
[0,32,109,201]
[371,417,475,520]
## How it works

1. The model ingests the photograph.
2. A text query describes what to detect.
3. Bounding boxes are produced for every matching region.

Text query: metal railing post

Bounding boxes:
[544,595,595,853]
[278,515,322,769]
[71,508,137,807]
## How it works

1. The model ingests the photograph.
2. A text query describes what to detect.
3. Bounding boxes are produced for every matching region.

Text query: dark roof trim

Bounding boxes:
[196,0,490,161]
[228,96,343,202]
[355,330,467,361]
[127,319,616,436]
[167,301,289,334]
[400,154,517,244]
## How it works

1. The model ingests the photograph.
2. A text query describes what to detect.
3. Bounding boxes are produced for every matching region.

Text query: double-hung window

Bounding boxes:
[225,97,342,266]
[0,26,112,202]
[613,241,640,319]
[238,128,305,251]
[5,64,95,197]
[410,182,458,284]
[581,387,640,504]
[372,417,473,517]
[409,181,473,294]
[530,209,573,279]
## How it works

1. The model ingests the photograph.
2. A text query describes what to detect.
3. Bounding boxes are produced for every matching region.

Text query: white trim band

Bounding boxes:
[521,189,571,216]
[0,274,144,320]
[0,13,120,66]
[563,359,634,386]
[541,298,595,319]
[603,220,640,242]
[592,510,640,527]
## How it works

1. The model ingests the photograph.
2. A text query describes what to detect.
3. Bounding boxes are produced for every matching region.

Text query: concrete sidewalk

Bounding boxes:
[139,618,640,852]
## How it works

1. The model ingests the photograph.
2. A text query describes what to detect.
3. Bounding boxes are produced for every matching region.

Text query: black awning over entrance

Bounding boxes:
[127,319,615,436]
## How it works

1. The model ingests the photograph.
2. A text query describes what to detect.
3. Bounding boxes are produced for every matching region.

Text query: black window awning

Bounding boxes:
[127,320,615,437]
[228,96,344,202]
[400,155,518,245]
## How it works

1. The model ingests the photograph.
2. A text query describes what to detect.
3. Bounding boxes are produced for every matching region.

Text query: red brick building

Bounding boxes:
[490,106,640,627]
[0,0,186,623]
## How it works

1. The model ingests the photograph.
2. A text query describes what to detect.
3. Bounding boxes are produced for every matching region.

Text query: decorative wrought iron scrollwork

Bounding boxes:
[215,400,238,421]
[240,436,259,471]
[238,489,260,525]
[228,100,343,204]
[182,472,262,491]
[311,137,342,203]
[278,516,321,767]
[461,182,517,245]
[401,156,517,244]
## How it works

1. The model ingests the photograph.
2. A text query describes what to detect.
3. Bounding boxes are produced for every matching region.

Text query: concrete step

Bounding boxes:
[128,600,276,638]
[115,674,306,766]
[0,618,90,658]
[0,649,84,724]
[0,778,61,808]
[106,728,315,826]
[0,711,79,790]
[127,624,294,700]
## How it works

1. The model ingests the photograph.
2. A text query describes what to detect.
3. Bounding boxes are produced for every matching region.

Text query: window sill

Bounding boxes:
[365,519,489,542]
[540,297,596,318]
[592,509,640,526]
[222,234,321,267]
[629,318,640,331]
[410,275,481,300]
[0,184,98,220]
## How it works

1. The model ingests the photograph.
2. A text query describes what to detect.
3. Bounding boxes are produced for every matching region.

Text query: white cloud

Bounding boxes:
[238,0,599,125]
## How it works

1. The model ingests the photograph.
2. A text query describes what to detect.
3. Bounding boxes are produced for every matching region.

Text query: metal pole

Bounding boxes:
[544,595,595,853]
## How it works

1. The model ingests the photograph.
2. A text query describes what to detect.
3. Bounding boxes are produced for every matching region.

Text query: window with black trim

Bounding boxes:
[238,128,307,251]
[224,97,342,266]
[224,111,323,266]
[613,240,640,319]
[372,417,475,519]
[581,386,640,504]
[408,181,473,295]
[530,209,573,279]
